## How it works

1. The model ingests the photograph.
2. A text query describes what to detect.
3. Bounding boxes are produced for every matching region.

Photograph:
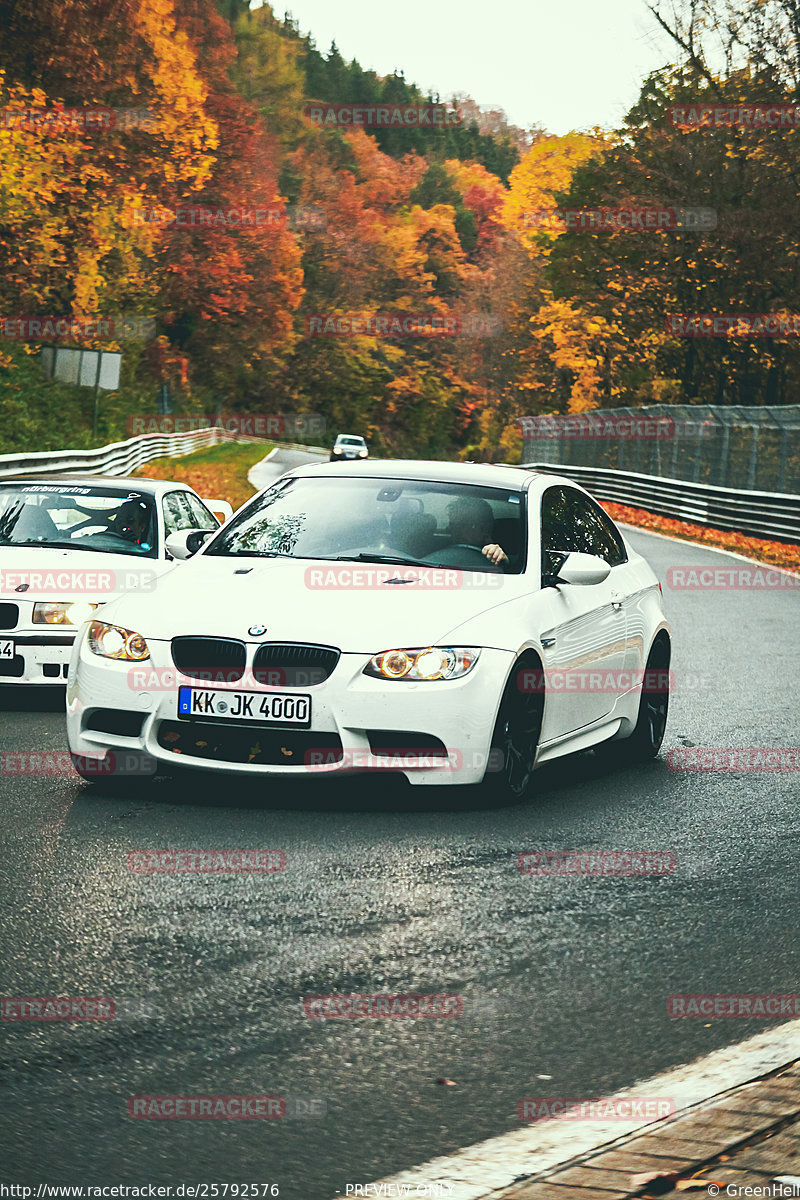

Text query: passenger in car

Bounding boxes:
[390,508,438,559]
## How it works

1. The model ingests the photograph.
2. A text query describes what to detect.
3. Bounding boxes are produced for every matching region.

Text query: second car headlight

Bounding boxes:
[88,620,150,661]
[364,647,480,681]
[33,601,100,626]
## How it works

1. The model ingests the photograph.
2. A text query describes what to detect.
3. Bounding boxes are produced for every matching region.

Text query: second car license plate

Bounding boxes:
[178,686,311,727]
[0,640,14,660]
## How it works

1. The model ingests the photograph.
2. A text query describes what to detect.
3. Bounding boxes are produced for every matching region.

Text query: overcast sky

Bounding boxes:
[275,0,676,134]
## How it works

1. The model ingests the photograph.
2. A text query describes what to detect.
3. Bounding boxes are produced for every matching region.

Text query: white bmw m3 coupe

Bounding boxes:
[66,460,670,797]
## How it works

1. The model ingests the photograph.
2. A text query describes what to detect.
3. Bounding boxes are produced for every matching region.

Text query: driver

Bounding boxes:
[115,499,150,545]
[446,497,508,567]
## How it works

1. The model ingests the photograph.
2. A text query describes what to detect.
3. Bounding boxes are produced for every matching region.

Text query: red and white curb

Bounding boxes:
[333,1022,800,1199]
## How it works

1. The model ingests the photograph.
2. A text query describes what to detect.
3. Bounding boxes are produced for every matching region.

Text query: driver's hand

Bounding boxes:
[482,543,508,566]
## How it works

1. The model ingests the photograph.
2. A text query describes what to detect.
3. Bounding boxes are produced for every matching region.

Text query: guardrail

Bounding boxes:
[523,461,800,544]
[0,426,236,480]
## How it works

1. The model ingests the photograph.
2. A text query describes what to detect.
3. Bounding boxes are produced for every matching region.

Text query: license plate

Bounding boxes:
[178,686,311,727]
[0,640,14,660]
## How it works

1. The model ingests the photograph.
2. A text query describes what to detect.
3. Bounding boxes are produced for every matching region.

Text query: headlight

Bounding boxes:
[88,620,150,661]
[364,647,480,681]
[358,449,368,457]
[33,601,100,626]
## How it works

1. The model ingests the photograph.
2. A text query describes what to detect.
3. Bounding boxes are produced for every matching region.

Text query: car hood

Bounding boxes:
[0,545,164,600]
[103,555,528,651]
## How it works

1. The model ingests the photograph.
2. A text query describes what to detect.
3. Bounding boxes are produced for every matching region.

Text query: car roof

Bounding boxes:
[0,474,191,496]
[335,433,366,441]
[286,458,538,491]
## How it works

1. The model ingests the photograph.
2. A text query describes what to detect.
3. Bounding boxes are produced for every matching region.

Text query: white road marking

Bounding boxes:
[334,1021,800,1200]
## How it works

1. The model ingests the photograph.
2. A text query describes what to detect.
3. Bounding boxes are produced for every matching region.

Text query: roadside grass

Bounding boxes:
[134,441,272,511]
[601,500,800,572]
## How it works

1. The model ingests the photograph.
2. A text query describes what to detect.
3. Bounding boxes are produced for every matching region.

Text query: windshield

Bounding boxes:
[0,483,158,557]
[204,476,527,573]
[339,437,365,446]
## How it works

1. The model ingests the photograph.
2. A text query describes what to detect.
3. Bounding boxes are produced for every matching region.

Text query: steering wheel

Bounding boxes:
[420,543,500,570]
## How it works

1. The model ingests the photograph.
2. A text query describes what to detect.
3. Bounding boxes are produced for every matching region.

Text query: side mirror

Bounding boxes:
[554,552,611,586]
[165,528,214,560]
[201,498,233,525]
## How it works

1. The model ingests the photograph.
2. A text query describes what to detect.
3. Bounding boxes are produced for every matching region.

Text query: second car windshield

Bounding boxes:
[205,476,526,573]
[0,484,158,557]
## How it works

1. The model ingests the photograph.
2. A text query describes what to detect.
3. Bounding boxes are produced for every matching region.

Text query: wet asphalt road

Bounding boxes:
[2,456,799,1198]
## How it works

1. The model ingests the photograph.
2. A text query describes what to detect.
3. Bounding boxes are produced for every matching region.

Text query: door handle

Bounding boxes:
[611,593,623,612]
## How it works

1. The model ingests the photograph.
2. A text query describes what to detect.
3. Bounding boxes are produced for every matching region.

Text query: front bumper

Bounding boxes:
[0,632,75,684]
[66,632,513,786]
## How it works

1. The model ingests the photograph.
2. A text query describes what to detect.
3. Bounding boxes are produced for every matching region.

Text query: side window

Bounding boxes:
[540,486,626,578]
[182,492,219,530]
[568,490,627,567]
[541,486,586,578]
[162,492,197,535]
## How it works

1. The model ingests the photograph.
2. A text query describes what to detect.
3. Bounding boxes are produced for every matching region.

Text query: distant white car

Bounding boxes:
[0,475,231,686]
[66,460,671,797]
[330,434,368,462]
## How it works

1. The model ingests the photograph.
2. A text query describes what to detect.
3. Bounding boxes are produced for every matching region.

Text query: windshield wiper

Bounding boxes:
[221,549,294,558]
[4,539,107,552]
[333,552,428,567]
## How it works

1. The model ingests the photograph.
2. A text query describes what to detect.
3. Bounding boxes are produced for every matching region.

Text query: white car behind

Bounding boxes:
[0,475,231,686]
[330,434,368,462]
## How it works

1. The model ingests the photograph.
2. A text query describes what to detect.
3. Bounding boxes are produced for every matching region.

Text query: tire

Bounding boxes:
[601,639,670,764]
[483,659,544,800]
